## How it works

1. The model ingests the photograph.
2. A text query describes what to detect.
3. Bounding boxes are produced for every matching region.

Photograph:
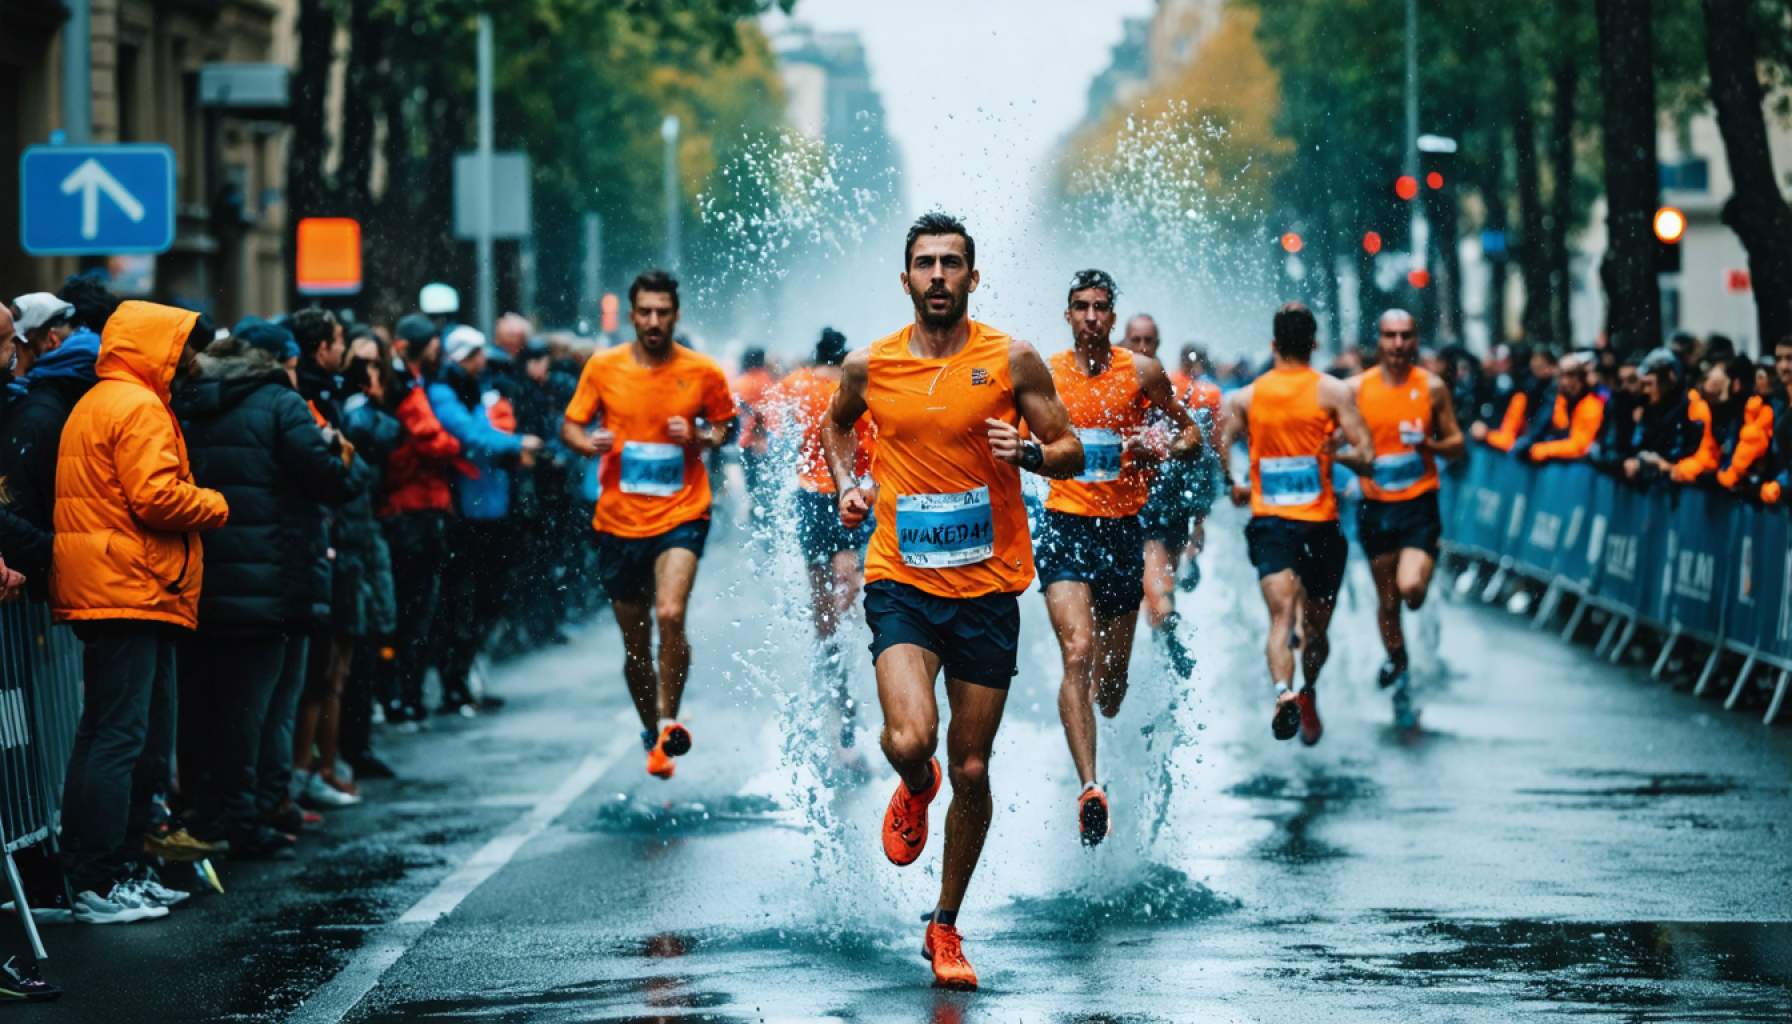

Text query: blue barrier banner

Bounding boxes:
[1665,487,1730,638]
[1588,481,1652,615]
[1759,512,1792,663]
[1450,447,1506,556]
[1513,461,1595,578]
[1551,463,1603,588]
[1490,453,1535,562]
[1720,503,1770,652]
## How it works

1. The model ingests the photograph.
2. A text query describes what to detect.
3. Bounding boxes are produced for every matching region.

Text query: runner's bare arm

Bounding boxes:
[1424,373,1467,461]
[560,373,609,457]
[1000,340,1083,479]
[1136,355,1202,459]
[1222,386,1252,506]
[823,349,873,526]
[1320,375,1375,474]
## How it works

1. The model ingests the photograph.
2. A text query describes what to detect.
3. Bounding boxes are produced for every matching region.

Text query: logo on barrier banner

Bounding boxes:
[1529,510,1561,552]
[1738,536,1754,606]
[1588,514,1607,567]
[1564,507,1585,551]
[1474,490,1500,526]
[1605,531,1638,582]
[1675,549,1715,604]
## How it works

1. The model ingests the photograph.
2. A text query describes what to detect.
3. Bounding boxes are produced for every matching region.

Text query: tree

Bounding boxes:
[1701,0,1792,346]
[1595,0,1662,354]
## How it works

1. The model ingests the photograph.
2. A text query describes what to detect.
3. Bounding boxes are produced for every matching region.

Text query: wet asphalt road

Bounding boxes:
[19,504,1792,1022]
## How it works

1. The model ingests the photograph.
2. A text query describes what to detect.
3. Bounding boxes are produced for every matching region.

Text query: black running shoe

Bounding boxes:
[1272,691,1301,741]
[1158,615,1197,678]
[0,957,61,1001]
[1377,658,1408,690]
[1177,560,1201,593]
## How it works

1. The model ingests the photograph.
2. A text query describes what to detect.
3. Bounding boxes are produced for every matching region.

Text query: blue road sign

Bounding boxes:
[20,144,176,256]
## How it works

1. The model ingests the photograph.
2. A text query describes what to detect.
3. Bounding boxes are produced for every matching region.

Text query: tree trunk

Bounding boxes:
[1513,80,1552,344]
[285,0,336,308]
[338,1,388,219]
[1480,122,1511,350]
[1546,37,1578,349]
[1595,0,1661,356]
[1701,0,1792,349]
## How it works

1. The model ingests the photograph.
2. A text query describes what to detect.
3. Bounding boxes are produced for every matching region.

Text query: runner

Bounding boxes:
[1347,310,1464,730]
[821,212,1082,990]
[1040,275,1200,847]
[773,327,875,766]
[560,270,737,779]
[1221,302,1372,744]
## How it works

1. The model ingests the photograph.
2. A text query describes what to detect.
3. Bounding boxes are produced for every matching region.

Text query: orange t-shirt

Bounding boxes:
[862,321,1033,599]
[564,342,737,538]
[734,366,775,454]
[1248,365,1339,523]
[774,366,873,494]
[1355,366,1439,502]
[1045,347,1151,518]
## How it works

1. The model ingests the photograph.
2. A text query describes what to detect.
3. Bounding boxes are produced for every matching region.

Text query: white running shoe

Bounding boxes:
[127,870,190,910]
[72,884,168,924]
[303,772,362,807]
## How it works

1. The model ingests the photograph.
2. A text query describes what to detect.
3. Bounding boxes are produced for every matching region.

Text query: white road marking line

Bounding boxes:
[288,723,633,1023]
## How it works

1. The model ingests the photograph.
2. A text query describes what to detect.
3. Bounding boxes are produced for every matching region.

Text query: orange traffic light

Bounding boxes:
[1395,175,1419,201]
[1426,171,1444,190]
[600,292,620,333]
[1280,232,1303,254]
[1362,231,1383,255]
[1407,268,1431,289]
[1653,206,1686,244]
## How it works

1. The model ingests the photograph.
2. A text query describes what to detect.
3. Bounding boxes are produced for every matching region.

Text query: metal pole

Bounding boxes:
[63,0,91,142]
[476,14,495,337]
[583,213,603,329]
[661,115,680,273]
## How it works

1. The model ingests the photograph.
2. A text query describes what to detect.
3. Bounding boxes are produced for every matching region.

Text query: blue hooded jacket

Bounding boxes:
[8,328,101,398]
[0,328,102,588]
[427,361,523,520]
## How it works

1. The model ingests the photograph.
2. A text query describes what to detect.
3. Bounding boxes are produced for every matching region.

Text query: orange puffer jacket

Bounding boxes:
[51,301,230,628]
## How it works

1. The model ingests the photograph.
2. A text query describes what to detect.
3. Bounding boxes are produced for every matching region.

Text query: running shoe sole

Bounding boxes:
[660,723,692,758]
[1078,790,1110,847]
[1272,698,1301,741]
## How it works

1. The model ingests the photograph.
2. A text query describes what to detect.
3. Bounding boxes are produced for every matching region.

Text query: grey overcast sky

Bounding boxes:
[764,0,1156,339]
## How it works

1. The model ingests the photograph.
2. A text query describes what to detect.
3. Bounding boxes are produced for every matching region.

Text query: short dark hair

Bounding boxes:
[1066,268,1117,307]
[290,307,340,357]
[1271,302,1318,361]
[741,346,766,371]
[904,212,974,270]
[58,271,120,333]
[1776,334,1792,352]
[629,269,680,310]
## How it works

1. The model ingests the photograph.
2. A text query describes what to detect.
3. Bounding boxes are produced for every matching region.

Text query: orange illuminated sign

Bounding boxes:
[296,217,363,295]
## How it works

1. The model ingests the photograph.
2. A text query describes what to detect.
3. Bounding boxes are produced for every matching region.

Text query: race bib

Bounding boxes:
[618,441,685,496]
[1258,455,1322,507]
[1076,428,1123,483]
[896,487,995,568]
[1397,421,1427,446]
[1372,451,1426,492]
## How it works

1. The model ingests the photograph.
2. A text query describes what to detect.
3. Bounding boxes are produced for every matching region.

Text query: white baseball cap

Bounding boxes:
[11,293,75,340]
[444,325,486,363]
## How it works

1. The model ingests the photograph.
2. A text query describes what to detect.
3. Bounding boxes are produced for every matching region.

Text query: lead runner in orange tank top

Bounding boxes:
[819,213,1082,992]
[1037,269,1201,849]
[1347,309,1464,729]
[1220,302,1373,747]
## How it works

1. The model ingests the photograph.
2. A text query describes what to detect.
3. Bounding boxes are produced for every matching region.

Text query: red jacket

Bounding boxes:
[378,377,463,516]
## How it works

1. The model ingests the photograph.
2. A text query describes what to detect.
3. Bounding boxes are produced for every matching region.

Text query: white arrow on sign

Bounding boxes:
[59,158,146,240]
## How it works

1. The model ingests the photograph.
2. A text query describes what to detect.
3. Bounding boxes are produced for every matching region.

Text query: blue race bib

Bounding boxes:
[1258,455,1322,507]
[618,441,685,496]
[1372,451,1426,492]
[896,487,995,568]
[1075,428,1123,483]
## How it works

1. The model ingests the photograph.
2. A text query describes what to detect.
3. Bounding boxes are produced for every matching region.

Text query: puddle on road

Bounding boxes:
[1006,863,1240,940]
[1518,770,1743,801]
[1227,771,1379,866]
[575,793,792,837]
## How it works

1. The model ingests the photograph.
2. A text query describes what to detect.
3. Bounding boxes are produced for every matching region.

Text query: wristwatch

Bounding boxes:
[1019,440,1045,473]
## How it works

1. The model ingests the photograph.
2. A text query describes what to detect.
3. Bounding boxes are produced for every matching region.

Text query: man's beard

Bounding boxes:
[911,285,968,329]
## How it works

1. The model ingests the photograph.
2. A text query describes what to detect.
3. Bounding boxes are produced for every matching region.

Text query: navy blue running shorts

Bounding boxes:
[595,519,710,604]
[1033,509,1145,620]
[1356,491,1442,561]
[863,579,1020,690]
[794,487,873,567]
[1244,516,1347,605]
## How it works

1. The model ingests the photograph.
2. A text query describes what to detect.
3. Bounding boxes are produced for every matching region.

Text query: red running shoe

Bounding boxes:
[881,757,941,865]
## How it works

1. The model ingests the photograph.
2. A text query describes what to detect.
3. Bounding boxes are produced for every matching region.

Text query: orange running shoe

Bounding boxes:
[1077,786,1110,847]
[645,722,692,780]
[881,757,941,865]
[1296,687,1323,746]
[922,920,978,990]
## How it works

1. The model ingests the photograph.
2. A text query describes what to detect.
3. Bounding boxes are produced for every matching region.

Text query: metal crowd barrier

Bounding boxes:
[1442,446,1792,725]
[0,599,84,960]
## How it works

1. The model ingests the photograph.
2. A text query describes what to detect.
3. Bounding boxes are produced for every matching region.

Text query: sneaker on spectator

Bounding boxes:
[126,866,190,910]
[1,890,74,926]
[302,772,362,808]
[71,884,167,924]
[0,956,61,1001]
[350,753,397,780]
[267,801,319,835]
[144,827,225,862]
[229,827,297,861]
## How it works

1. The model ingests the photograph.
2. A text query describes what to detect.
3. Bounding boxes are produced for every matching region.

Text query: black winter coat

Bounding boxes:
[0,375,93,592]
[173,342,364,634]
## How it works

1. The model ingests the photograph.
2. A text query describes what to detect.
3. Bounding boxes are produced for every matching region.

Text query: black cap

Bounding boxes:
[396,313,438,348]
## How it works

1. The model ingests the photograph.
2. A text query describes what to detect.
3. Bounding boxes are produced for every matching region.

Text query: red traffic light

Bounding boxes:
[1407,268,1431,289]
[1395,175,1419,201]
[1280,232,1304,254]
[1426,171,1444,190]
[1653,206,1686,244]
[1362,231,1383,255]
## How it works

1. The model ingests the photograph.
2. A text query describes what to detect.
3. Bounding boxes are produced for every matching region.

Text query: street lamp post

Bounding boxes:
[475,13,495,337]
[662,114,681,274]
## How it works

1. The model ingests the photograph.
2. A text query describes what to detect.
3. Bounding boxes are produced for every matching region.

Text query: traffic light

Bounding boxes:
[1280,232,1304,254]
[1425,171,1445,190]
[601,292,620,333]
[1407,268,1431,289]
[1654,205,1685,274]
[1395,175,1419,201]
[1362,231,1383,255]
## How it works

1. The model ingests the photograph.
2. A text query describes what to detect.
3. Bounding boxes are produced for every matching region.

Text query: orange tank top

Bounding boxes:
[777,366,873,494]
[863,321,1033,598]
[1356,366,1438,502]
[1248,365,1339,522]
[1045,347,1150,518]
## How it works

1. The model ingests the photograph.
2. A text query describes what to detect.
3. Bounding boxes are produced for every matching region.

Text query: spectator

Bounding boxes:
[1669,331,1702,376]
[429,327,540,713]
[1763,337,1792,504]
[1475,347,1557,450]
[52,301,229,923]
[9,292,75,379]
[1717,357,1777,493]
[509,338,579,647]
[1591,353,1645,472]
[171,318,362,857]
[1668,359,1735,484]
[337,341,402,779]
[1621,349,1704,484]
[1519,352,1604,463]
[377,314,462,727]
[0,314,103,594]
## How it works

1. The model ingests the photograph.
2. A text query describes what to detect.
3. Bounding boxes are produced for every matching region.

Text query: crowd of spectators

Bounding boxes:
[0,274,601,945]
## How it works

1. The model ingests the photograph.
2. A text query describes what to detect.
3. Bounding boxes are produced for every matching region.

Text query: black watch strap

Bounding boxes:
[1019,440,1045,473]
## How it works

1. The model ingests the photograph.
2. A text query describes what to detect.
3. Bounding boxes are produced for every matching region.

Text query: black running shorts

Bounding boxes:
[595,519,710,604]
[1033,509,1145,620]
[1356,491,1443,561]
[863,579,1020,690]
[1244,516,1348,605]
